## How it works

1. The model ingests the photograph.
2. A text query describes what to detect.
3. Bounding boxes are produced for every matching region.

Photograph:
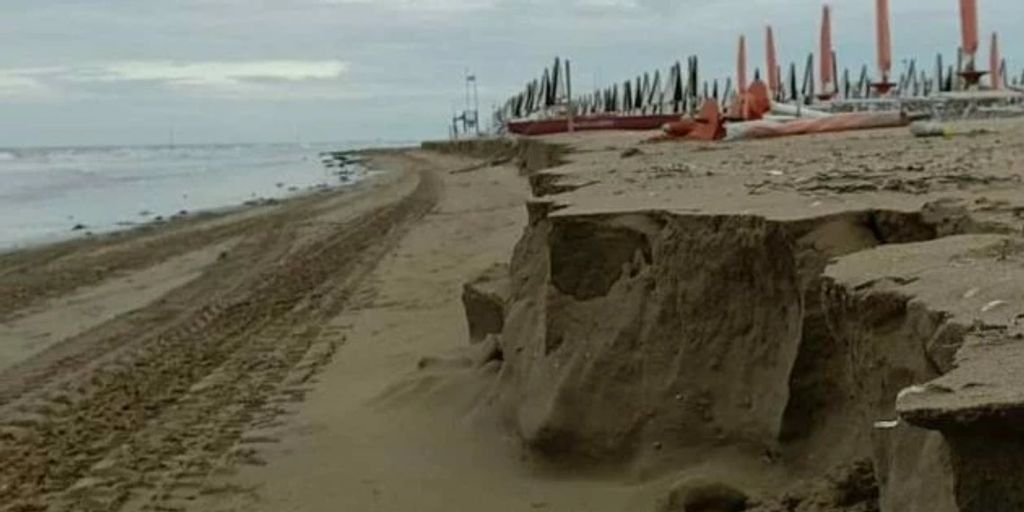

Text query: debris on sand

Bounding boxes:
[910,121,949,138]
[620,147,642,158]
[655,479,749,512]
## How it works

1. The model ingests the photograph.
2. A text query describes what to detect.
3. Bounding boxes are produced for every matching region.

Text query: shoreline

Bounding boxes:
[0,148,440,510]
[0,143,410,254]
[0,149,408,257]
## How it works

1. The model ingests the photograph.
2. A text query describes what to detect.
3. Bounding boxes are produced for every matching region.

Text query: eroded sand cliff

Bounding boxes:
[451,120,1024,511]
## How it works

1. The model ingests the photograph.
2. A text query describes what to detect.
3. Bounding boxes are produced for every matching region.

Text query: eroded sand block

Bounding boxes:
[444,122,1024,511]
[826,234,1024,512]
[492,204,963,467]
[422,138,567,175]
[462,263,510,344]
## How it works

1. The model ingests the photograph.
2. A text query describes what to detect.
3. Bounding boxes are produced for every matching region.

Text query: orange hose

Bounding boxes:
[766,26,780,95]
[960,0,979,55]
[662,120,699,137]
[876,0,892,79]
[820,5,833,87]
[735,112,910,140]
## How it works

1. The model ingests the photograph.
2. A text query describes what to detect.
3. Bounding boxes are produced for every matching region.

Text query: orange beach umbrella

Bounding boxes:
[875,0,892,81]
[820,5,834,90]
[766,26,780,95]
[959,0,979,55]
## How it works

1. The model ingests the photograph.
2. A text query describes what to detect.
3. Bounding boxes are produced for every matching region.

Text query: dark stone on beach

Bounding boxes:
[655,480,749,512]
[462,264,509,344]
[621,147,643,158]
[71,223,87,231]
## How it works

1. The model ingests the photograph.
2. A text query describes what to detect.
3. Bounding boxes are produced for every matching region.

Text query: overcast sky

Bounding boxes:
[0,0,1020,147]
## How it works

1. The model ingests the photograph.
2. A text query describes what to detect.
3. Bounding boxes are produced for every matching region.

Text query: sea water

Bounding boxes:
[0,142,400,250]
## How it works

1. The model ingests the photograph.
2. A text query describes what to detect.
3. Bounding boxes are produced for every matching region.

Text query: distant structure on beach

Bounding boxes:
[494,0,1024,137]
[450,71,481,139]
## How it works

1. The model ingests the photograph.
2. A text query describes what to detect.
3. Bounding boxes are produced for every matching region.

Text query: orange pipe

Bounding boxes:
[960,0,979,55]
[875,0,892,80]
[766,26,780,95]
[738,35,748,94]
[734,111,911,140]
[661,119,699,138]
[820,5,833,88]
[990,32,1001,88]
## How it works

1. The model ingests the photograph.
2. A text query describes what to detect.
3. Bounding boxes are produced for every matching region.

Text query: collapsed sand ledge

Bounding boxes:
[422,138,568,175]
[426,127,1024,512]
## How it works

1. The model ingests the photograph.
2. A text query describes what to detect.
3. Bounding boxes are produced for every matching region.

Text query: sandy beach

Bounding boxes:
[0,151,441,510]
[2,119,1024,512]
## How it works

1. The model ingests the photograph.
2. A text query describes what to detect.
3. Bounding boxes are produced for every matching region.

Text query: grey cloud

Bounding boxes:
[0,0,1020,146]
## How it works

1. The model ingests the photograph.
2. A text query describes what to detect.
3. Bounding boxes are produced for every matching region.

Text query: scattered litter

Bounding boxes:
[963,287,981,299]
[982,300,1008,313]
[896,385,928,401]
[767,170,784,176]
[910,121,950,138]
[620,147,642,158]
[873,419,900,430]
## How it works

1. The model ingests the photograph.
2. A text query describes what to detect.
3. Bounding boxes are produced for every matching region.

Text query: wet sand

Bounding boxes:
[0,151,435,510]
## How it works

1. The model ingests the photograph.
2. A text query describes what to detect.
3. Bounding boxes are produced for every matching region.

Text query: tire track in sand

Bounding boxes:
[0,162,440,512]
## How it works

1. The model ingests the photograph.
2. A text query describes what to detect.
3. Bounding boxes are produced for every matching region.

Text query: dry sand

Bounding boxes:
[0,148,662,512]
[3,119,1024,512]
[189,149,661,512]
[0,153,433,511]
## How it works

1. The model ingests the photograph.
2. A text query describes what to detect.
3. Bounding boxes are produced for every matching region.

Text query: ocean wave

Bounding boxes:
[0,150,19,161]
